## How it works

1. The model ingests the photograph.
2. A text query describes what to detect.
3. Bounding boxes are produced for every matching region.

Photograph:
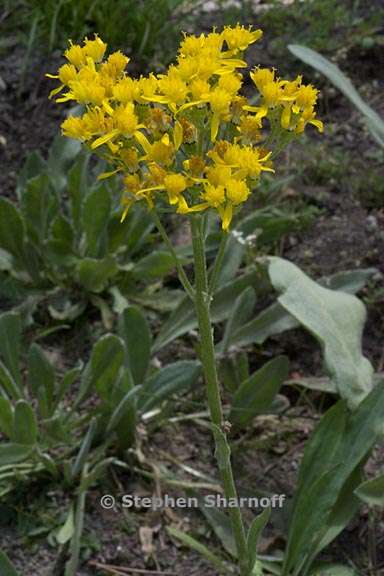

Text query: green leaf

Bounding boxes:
[0,551,21,576]
[230,267,377,350]
[27,344,55,416]
[118,306,151,385]
[0,361,22,400]
[230,356,289,428]
[13,400,38,445]
[199,499,237,558]
[247,507,272,572]
[110,371,137,449]
[0,198,26,269]
[50,214,74,249]
[268,257,373,408]
[67,152,89,235]
[21,174,58,247]
[16,149,46,200]
[355,473,384,507]
[310,564,357,576]
[154,270,265,352]
[288,44,384,145]
[76,256,118,293]
[284,382,384,575]
[0,443,33,465]
[167,526,231,574]
[82,185,111,257]
[56,505,75,545]
[106,385,141,434]
[54,365,82,410]
[71,419,96,479]
[47,134,82,193]
[0,312,22,390]
[212,424,231,472]
[132,250,175,279]
[78,335,124,403]
[305,465,363,571]
[138,360,201,413]
[0,397,14,438]
[219,287,256,353]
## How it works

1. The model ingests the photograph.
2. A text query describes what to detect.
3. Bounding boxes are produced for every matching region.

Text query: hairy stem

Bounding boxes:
[190,214,249,576]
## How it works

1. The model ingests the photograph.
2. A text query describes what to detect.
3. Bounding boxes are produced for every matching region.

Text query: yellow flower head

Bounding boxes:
[101,51,129,78]
[113,77,140,104]
[221,25,262,52]
[202,183,225,207]
[58,63,77,85]
[295,85,318,109]
[225,179,250,205]
[49,25,322,229]
[164,173,187,205]
[250,67,275,91]
[83,35,107,62]
[61,116,90,140]
[113,104,139,137]
[64,42,86,68]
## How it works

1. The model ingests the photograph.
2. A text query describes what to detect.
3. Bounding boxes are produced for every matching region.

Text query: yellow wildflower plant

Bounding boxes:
[48,27,323,230]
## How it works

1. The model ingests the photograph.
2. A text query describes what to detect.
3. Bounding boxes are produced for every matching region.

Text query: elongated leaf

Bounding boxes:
[199,501,237,558]
[167,526,231,574]
[47,134,81,193]
[0,551,21,576]
[230,267,377,350]
[54,365,83,410]
[0,361,22,400]
[0,198,26,269]
[13,400,38,445]
[16,149,46,200]
[78,335,124,403]
[310,564,356,576]
[118,307,151,385]
[76,256,118,293]
[83,185,111,257]
[355,473,384,507]
[132,250,174,279]
[284,382,384,575]
[0,443,33,465]
[0,312,22,390]
[106,386,141,434]
[288,44,384,144]
[27,344,55,416]
[248,507,271,572]
[230,356,289,427]
[0,397,13,438]
[305,465,363,571]
[269,257,373,408]
[138,360,201,413]
[67,152,90,235]
[21,174,58,247]
[154,270,265,352]
[220,287,256,353]
[56,505,75,545]
[71,419,97,479]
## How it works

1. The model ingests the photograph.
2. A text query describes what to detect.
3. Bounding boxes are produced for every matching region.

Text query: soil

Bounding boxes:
[0,6,384,576]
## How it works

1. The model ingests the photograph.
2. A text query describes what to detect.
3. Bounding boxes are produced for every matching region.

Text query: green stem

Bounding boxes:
[190,214,249,576]
[208,229,229,295]
[151,210,195,301]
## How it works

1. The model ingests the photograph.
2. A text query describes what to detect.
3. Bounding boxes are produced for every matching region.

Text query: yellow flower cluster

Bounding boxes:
[47,28,323,230]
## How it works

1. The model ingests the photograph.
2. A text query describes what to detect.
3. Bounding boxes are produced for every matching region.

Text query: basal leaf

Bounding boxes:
[268,257,373,408]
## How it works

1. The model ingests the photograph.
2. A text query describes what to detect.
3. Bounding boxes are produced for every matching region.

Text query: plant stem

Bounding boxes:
[190,214,249,576]
[151,210,195,301]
